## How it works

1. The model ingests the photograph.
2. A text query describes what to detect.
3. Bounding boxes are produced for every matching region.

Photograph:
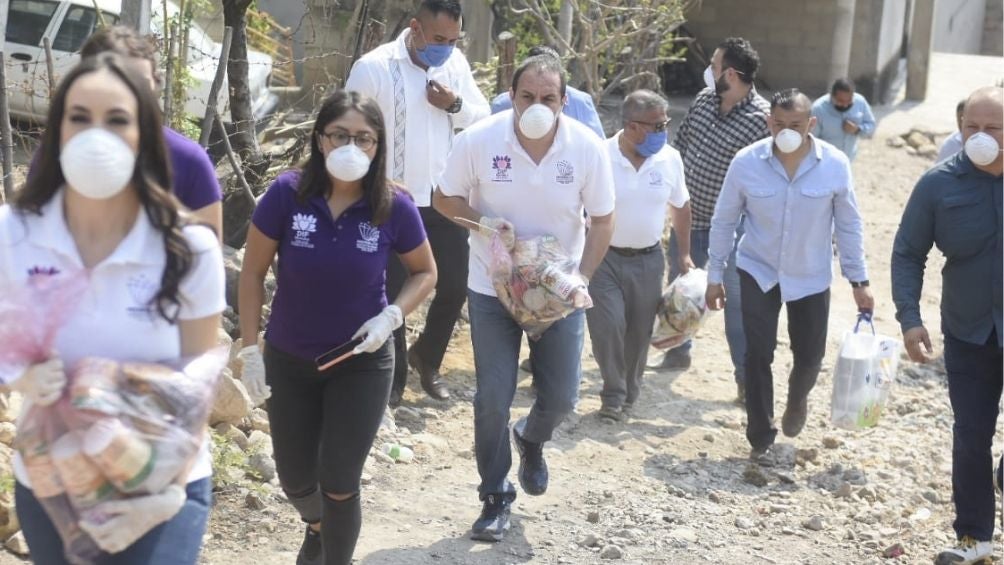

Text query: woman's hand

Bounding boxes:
[10,357,66,406]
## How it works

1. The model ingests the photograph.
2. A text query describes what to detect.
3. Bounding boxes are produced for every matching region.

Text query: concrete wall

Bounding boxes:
[982,0,1003,55]
[849,0,908,104]
[932,0,986,53]
[684,0,857,97]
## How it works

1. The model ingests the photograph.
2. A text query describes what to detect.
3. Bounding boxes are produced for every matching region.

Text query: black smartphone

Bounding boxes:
[314,337,364,371]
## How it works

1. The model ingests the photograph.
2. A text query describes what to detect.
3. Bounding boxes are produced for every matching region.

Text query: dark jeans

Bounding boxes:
[264,340,393,500]
[468,291,584,499]
[386,206,470,393]
[15,478,212,565]
[739,270,829,450]
[944,329,1002,541]
[666,224,746,383]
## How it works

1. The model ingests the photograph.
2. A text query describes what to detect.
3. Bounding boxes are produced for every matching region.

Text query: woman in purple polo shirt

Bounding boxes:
[238,90,436,565]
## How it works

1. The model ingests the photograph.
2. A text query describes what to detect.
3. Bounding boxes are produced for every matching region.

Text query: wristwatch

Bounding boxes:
[445,95,463,114]
[850,280,870,288]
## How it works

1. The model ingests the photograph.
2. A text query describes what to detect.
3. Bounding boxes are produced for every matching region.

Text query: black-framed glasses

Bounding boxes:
[320,131,378,151]
[631,118,671,133]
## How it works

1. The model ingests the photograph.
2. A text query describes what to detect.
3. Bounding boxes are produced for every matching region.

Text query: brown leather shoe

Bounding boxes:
[407,348,450,400]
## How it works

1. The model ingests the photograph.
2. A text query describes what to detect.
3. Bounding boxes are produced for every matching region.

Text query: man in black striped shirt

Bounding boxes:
[657,37,770,405]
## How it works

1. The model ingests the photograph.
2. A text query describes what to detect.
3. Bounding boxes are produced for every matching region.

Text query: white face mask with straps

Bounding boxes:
[516,103,558,139]
[60,128,136,199]
[325,144,372,182]
[964,132,1002,166]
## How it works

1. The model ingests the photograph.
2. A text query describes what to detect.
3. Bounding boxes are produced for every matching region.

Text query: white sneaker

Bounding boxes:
[934,536,994,565]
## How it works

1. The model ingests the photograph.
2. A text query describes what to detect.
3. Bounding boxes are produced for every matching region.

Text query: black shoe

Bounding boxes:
[407,348,450,400]
[388,388,403,408]
[781,395,808,438]
[470,494,511,542]
[512,425,548,495]
[296,525,322,565]
[653,350,691,371]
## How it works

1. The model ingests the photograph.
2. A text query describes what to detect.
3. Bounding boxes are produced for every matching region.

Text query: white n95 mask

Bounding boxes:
[964,132,1001,166]
[773,128,804,154]
[59,128,136,200]
[326,144,372,182]
[703,66,716,91]
[518,104,557,139]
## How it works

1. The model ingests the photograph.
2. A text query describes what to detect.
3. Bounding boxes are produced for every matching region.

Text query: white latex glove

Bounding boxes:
[237,345,271,405]
[479,216,515,250]
[352,305,403,354]
[79,484,186,553]
[10,357,66,406]
[571,285,593,309]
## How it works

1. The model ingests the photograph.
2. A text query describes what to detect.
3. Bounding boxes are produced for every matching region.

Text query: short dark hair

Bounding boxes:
[527,45,560,59]
[717,37,759,85]
[511,54,567,97]
[770,88,812,113]
[830,78,855,95]
[622,89,668,123]
[418,0,462,20]
[956,98,967,115]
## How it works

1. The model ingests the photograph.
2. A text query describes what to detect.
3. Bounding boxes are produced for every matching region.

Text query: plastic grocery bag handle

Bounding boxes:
[853,312,875,335]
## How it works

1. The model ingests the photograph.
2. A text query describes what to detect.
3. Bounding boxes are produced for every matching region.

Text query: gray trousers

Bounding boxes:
[586,248,665,408]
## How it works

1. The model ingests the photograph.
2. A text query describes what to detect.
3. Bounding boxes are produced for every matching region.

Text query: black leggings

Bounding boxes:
[263,340,393,564]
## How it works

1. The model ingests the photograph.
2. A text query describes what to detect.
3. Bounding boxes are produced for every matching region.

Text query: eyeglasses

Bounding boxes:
[320,131,378,152]
[631,118,671,133]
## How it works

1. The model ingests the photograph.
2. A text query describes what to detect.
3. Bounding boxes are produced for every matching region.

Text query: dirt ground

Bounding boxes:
[2,56,1001,565]
[189,112,998,563]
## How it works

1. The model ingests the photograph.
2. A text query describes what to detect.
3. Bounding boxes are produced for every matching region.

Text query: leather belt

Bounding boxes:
[609,243,661,257]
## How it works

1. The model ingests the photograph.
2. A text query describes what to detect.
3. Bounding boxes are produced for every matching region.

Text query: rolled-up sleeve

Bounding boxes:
[707,159,745,285]
[436,130,476,199]
[891,179,936,332]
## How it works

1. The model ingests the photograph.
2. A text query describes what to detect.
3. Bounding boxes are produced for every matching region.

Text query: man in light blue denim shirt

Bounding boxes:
[810,78,876,161]
[705,89,874,459]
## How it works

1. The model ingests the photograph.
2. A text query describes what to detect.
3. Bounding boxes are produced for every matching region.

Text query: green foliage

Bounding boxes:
[162,0,213,139]
[0,474,14,496]
[209,429,252,488]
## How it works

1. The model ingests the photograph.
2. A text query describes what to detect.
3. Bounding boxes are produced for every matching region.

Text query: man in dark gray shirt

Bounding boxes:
[891,86,1003,565]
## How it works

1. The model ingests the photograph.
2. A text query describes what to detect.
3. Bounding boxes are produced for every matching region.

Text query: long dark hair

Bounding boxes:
[297,90,394,225]
[16,53,193,324]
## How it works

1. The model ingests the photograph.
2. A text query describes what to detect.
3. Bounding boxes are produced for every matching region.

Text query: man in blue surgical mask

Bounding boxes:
[587,89,693,422]
[346,0,490,407]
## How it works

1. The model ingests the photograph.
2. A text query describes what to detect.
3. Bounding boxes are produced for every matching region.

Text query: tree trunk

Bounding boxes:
[222,0,264,178]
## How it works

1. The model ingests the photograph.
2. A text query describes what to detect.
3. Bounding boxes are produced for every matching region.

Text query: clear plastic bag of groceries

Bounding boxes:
[651,268,713,350]
[489,232,589,339]
[830,314,900,430]
[0,271,89,383]
[14,348,228,564]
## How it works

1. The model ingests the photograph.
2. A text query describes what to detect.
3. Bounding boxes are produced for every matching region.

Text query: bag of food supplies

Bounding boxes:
[651,268,713,349]
[489,232,590,339]
[0,271,226,564]
[830,313,900,430]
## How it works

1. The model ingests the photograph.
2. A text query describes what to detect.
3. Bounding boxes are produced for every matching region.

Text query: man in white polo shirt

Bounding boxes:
[433,55,615,542]
[345,0,490,405]
[589,90,693,423]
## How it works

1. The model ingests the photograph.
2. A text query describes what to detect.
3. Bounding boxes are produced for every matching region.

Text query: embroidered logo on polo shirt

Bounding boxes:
[27,266,60,277]
[291,213,317,249]
[649,171,663,186]
[356,222,380,253]
[492,155,512,183]
[126,273,157,320]
[555,160,574,185]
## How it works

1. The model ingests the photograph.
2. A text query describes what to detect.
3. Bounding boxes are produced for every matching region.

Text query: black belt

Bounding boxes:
[609,243,661,257]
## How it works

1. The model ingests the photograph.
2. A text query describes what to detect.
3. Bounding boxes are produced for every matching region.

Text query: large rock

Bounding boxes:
[0,492,19,541]
[4,531,28,556]
[209,368,254,426]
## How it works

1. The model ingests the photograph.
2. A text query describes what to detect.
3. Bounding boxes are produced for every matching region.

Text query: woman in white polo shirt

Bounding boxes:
[0,54,225,564]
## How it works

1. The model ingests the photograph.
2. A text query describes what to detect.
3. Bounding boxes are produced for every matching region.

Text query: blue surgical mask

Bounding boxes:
[636,131,667,157]
[414,27,454,68]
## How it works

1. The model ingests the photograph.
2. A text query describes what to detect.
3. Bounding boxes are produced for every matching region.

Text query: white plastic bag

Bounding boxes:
[830,314,900,430]
[651,268,713,349]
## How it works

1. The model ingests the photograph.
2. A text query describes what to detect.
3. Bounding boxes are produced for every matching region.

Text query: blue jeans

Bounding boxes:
[666,224,746,383]
[468,290,584,499]
[16,478,212,565]
[944,329,1002,541]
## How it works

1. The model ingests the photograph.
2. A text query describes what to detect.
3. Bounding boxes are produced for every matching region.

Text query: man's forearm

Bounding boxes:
[579,214,614,279]
[432,188,480,229]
